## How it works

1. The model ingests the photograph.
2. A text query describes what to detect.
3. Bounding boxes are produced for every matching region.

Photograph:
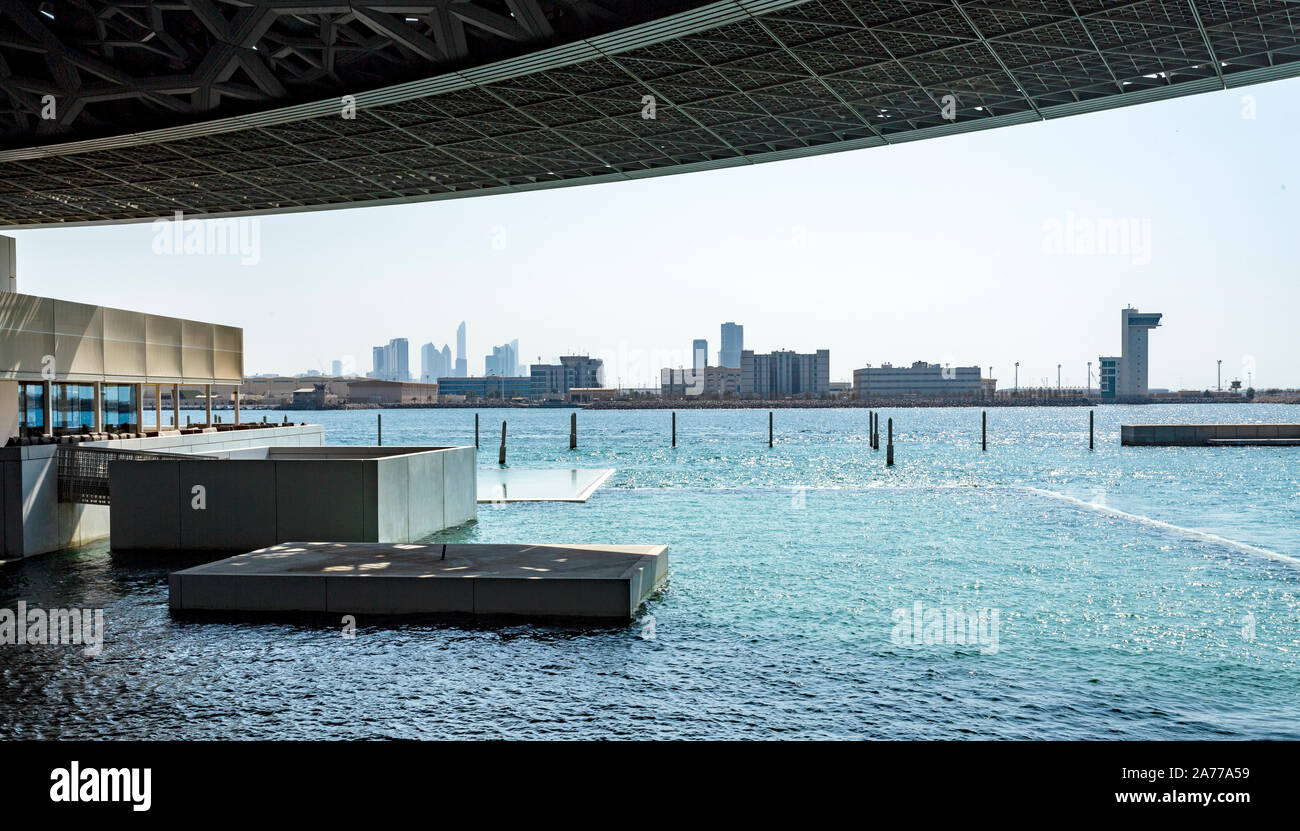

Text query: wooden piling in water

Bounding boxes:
[499,421,507,465]
[769,411,773,447]
[570,412,577,450]
[672,411,676,447]
[1089,410,1094,450]
[377,414,382,446]
[982,410,987,452]
[886,417,894,467]
[475,413,479,449]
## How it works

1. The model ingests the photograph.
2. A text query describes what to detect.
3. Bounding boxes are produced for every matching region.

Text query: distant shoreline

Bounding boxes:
[258,397,1283,411]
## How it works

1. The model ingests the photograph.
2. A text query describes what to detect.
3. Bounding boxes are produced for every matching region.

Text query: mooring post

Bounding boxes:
[475,413,479,449]
[570,412,577,450]
[672,411,676,448]
[769,411,774,447]
[886,417,894,467]
[982,410,987,452]
[377,413,382,446]
[499,421,507,465]
[1089,409,1094,450]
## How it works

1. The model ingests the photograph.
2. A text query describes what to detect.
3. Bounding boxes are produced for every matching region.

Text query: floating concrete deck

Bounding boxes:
[477,468,614,503]
[1122,423,1300,446]
[169,541,667,620]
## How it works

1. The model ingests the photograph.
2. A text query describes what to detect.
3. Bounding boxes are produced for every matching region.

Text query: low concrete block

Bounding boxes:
[170,542,669,620]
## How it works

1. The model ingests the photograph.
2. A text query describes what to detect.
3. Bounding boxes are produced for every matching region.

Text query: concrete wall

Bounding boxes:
[109,445,475,552]
[1121,423,1300,445]
[0,291,243,385]
[0,424,324,560]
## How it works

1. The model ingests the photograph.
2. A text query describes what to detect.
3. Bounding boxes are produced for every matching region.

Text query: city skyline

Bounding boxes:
[6,76,1299,390]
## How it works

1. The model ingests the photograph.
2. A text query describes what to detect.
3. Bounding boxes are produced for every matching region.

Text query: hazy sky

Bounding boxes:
[8,75,1299,390]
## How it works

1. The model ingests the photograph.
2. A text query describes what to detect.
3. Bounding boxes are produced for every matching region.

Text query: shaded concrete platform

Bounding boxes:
[169,541,667,620]
[1123,424,1300,446]
[477,468,613,503]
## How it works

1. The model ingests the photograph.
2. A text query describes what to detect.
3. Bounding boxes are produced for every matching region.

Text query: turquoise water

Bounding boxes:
[2,404,1298,739]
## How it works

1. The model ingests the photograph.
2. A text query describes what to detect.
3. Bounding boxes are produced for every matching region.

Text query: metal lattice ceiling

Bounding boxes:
[2,0,1299,227]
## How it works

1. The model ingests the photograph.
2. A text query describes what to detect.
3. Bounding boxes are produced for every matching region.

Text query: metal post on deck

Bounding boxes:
[886,417,894,467]
[172,383,179,430]
[205,383,212,427]
[570,412,577,450]
[499,421,507,465]
[233,388,240,426]
[134,383,143,434]
[40,379,51,437]
[93,381,102,433]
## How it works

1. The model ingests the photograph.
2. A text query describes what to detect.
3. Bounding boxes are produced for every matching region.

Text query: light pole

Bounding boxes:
[1057,364,1061,393]
[1087,361,1092,396]
[1014,362,1019,394]
[1217,359,1222,391]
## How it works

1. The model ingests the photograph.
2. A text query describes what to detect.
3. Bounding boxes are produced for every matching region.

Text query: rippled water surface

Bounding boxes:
[3,405,1298,739]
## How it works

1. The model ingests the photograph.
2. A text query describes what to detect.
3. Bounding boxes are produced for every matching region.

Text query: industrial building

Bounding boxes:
[437,376,532,400]
[660,366,742,398]
[853,362,984,400]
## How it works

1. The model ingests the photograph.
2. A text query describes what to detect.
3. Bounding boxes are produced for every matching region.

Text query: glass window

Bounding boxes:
[18,383,45,438]
[51,383,96,435]
[102,384,138,433]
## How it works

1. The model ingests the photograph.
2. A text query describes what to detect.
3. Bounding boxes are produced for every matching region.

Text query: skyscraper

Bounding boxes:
[720,322,743,368]
[455,321,467,377]
[331,359,343,377]
[420,342,447,383]
[371,345,387,380]
[509,338,523,376]
[692,339,707,372]
[388,338,410,382]
[440,344,452,377]
[485,343,517,377]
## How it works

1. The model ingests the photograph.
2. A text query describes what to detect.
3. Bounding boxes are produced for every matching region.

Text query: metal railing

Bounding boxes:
[57,445,217,505]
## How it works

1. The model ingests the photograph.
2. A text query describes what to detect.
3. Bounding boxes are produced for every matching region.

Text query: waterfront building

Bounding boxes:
[740,349,830,398]
[1098,356,1120,398]
[853,361,982,399]
[530,356,605,400]
[720,322,743,368]
[331,359,343,377]
[437,376,533,399]
[660,366,742,398]
[1,236,325,559]
[1099,307,1162,399]
[347,380,438,404]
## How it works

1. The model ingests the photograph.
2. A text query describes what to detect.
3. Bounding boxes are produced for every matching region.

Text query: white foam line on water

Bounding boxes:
[1019,486,1300,566]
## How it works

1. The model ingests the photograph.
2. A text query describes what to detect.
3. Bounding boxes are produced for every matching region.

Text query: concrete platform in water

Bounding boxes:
[168,541,667,620]
[1122,423,1300,446]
